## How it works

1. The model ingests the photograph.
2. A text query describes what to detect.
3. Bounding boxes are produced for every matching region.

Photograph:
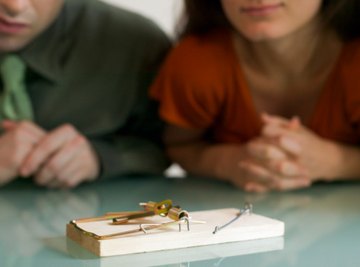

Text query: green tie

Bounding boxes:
[0,55,34,121]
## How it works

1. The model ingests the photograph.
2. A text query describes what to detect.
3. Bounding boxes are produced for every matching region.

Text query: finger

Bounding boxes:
[261,126,302,156]
[271,178,311,191]
[1,120,18,131]
[4,120,46,139]
[34,136,82,185]
[262,113,291,126]
[268,160,306,176]
[239,160,310,192]
[58,153,97,188]
[244,182,269,193]
[39,135,97,188]
[288,117,301,130]
[278,135,302,155]
[0,122,46,182]
[35,166,81,189]
[8,128,45,177]
[0,171,17,186]
[20,124,78,176]
[60,169,86,188]
[239,160,278,186]
[262,123,290,138]
[21,121,47,139]
[14,128,42,147]
[49,156,90,188]
[262,114,301,130]
[247,140,287,161]
[34,166,55,186]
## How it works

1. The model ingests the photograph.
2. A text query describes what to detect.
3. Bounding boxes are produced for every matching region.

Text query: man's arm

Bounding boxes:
[89,100,169,179]
[87,13,171,179]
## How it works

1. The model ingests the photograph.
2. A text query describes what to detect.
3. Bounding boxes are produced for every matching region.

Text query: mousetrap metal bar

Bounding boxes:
[213,202,253,234]
[69,200,205,240]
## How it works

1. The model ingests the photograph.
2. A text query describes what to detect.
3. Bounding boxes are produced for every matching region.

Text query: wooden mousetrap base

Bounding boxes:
[66,208,284,257]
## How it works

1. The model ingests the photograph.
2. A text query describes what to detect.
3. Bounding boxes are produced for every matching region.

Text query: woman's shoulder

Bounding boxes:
[152,29,235,104]
[341,38,360,65]
[167,29,233,67]
[337,39,360,104]
[336,39,360,81]
[158,28,236,91]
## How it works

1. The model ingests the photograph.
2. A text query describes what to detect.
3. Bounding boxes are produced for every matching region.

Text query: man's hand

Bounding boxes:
[20,124,100,188]
[0,120,46,185]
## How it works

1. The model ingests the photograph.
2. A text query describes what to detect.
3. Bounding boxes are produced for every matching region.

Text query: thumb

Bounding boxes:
[288,116,301,130]
[1,120,18,131]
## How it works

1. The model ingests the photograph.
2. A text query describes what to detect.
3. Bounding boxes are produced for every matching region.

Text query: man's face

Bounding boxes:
[0,0,64,53]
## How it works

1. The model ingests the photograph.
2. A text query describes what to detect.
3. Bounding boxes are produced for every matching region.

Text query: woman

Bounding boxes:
[151,0,360,192]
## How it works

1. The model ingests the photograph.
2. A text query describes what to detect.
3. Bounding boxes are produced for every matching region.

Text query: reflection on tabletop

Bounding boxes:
[0,185,99,266]
[0,178,359,267]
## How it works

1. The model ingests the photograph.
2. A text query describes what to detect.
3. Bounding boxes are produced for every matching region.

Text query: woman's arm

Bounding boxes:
[262,114,360,182]
[165,124,311,192]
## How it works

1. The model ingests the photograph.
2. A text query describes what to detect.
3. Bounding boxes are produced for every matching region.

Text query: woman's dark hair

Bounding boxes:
[177,0,360,41]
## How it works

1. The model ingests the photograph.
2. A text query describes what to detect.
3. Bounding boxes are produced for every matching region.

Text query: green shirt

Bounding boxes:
[12,0,170,179]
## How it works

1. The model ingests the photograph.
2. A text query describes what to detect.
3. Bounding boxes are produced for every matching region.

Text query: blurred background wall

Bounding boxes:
[102,0,183,37]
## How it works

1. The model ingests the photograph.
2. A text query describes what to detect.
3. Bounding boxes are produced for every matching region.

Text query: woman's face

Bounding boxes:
[220,0,323,41]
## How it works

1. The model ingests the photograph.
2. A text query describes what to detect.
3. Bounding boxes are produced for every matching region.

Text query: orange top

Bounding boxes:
[151,29,360,145]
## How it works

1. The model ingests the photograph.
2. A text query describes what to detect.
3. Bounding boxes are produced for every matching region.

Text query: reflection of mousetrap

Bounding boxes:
[66,200,284,257]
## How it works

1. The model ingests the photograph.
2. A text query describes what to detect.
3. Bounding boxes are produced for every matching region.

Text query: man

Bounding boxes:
[0,0,170,188]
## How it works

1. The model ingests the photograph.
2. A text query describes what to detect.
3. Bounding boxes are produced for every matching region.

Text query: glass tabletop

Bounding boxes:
[0,177,359,267]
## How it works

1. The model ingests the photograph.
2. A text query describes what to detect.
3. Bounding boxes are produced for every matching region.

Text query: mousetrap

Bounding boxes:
[66,200,284,257]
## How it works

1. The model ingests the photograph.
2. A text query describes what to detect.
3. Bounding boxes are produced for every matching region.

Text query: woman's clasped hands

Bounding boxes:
[236,114,338,192]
